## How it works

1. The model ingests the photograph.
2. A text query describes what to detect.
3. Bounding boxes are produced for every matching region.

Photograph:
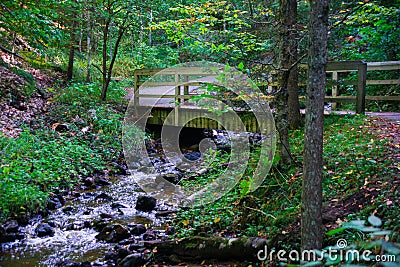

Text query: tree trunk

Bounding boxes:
[148,9,153,46]
[101,19,110,101]
[0,45,23,60]
[144,236,269,262]
[288,64,301,129]
[86,1,92,82]
[11,32,16,63]
[287,0,301,129]
[301,0,330,253]
[78,24,82,53]
[99,0,131,101]
[274,0,295,165]
[67,11,77,81]
[139,15,143,43]
[109,23,113,62]
[101,22,126,101]
[275,70,291,165]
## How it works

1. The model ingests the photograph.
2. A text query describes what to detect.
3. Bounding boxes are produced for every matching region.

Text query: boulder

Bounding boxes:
[111,202,128,209]
[36,223,55,237]
[0,233,25,243]
[54,123,69,132]
[117,246,130,259]
[142,230,156,241]
[118,253,146,267]
[92,219,109,232]
[135,196,156,212]
[47,197,62,210]
[4,220,19,233]
[82,177,95,187]
[96,224,130,243]
[129,224,146,236]
[62,206,74,214]
[183,151,201,161]
[95,176,111,186]
[162,173,181,184]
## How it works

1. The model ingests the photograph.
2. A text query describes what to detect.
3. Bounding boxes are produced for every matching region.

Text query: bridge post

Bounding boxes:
[174,73,180,126]
[356,61,367,114]
[331,71,338,110]
[183,74,189,98]
[134,72,139,107]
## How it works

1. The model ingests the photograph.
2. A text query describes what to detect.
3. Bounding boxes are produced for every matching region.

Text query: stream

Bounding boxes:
[0,172,175,266]
[0,128,260,266]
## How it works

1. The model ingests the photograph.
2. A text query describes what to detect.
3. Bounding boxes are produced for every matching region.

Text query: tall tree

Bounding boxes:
[85,0,93,82]
[275,0,297,165]
[67,7,77,81]
[301,0,330,252]
[287,0,301,129]
[98,0,134,101]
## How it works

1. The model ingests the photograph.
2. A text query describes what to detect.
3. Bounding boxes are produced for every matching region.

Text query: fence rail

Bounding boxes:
[133,61,400,115]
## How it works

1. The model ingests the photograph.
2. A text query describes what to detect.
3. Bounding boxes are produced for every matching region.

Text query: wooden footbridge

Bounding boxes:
[128,61,400,132]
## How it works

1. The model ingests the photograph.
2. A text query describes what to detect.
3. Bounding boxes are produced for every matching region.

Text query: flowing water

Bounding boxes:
[0,129,245,266]
[0,174,172,266]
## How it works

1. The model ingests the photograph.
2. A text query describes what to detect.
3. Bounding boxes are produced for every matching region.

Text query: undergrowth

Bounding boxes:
[0,82,126,221]
[173,115,399,248]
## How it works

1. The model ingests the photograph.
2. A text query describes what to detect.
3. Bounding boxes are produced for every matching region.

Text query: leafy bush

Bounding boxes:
[174,115,399,247]
[55,82,126,105]
[0,129,106,219]
[317,215,400,266]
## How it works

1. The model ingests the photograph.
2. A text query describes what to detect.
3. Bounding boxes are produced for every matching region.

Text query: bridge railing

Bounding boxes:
[133,67,218,108]
[133,61,400,114]
[260,60,400,114]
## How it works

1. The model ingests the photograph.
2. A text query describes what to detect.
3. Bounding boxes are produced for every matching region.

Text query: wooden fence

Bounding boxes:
[133,61,400,115]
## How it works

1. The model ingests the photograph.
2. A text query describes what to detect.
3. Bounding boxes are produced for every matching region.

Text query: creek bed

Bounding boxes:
[0,174,174,266]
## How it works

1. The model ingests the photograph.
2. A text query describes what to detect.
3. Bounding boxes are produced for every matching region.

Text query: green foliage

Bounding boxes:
[0,81,127,220]
[153,1,264,64]
[55,82,126,105]
[129,43,179,69]
[174,115,398,248]
[0,129,104,218]
[330,2,400,61]
[0,0,64,52]
[317,215,400,266]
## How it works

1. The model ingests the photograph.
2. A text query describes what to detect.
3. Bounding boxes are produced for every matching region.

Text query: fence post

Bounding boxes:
[356,61,367,114]
[174,73,180,126]
[183,74,189,98]
[331,71,338,110]
[134,72,139,107]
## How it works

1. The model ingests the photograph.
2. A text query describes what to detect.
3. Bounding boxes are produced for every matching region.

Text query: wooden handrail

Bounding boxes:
[133,61,400,115]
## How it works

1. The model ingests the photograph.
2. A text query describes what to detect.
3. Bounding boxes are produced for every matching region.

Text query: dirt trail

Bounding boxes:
[329,110,400,122]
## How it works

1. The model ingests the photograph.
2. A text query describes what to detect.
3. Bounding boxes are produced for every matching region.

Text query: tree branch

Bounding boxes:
[328,2,366,31]
[92,63,104,75]
[0,45,24,60]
